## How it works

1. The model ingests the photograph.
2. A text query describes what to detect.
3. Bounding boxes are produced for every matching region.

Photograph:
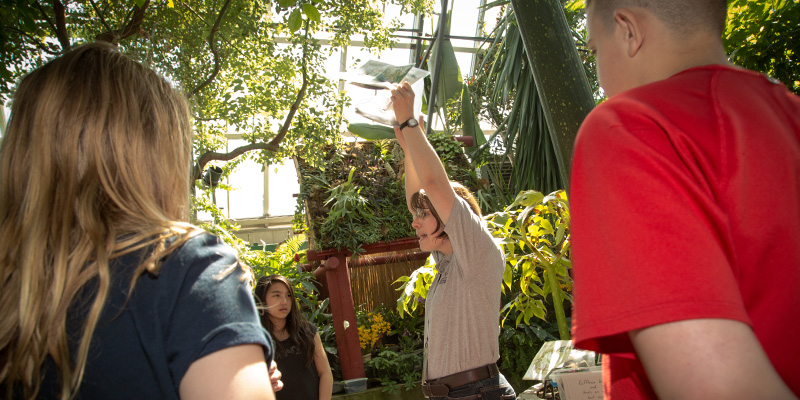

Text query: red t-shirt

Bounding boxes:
[570,65,800,398]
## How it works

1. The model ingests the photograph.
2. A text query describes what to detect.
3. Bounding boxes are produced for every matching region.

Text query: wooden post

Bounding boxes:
[324,255,365,380]
[305,237,422,381]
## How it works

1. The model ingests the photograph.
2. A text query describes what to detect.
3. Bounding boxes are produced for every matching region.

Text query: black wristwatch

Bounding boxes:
[398,118,419,130]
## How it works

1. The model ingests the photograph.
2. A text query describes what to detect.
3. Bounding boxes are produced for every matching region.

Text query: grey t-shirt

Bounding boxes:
[424,196,504,380]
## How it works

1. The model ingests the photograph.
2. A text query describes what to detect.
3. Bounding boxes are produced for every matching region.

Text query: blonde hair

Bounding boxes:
[0,42,200,399]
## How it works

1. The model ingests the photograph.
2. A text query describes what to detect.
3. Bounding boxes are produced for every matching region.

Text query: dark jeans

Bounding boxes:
[429,373,516,400]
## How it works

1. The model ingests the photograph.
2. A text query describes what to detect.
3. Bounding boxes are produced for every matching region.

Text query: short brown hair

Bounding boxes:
[409,182,481,240]
[586,0,728,37]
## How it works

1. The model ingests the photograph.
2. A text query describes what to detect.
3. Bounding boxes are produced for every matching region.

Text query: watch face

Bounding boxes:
[407,118,419,127]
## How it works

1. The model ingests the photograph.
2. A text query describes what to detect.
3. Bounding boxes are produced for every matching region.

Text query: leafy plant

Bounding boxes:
[724,0,800,95]
[295,141,413,253]
[487,190,572,339]
[304,297,341,380]
[359,305,424,393]
[468,6,565,198]
[365,346,423,394]
[498,322,558,393]
[319,167,383,254]
[295,138,478,254]
[395,189,572,340]
[395,256,436,315]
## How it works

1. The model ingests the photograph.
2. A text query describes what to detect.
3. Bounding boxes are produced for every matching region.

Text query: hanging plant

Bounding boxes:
[294,138,477,254]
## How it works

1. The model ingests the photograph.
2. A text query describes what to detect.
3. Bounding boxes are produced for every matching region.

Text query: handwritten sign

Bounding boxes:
[556,369,603,400]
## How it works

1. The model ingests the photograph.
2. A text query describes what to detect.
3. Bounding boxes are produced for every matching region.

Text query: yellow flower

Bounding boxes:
[357,312,392,351]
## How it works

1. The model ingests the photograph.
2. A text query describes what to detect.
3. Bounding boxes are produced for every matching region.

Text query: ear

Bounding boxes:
[613,8,645,57]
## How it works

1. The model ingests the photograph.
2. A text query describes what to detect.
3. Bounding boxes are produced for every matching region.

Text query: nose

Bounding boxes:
[411,216,421,229]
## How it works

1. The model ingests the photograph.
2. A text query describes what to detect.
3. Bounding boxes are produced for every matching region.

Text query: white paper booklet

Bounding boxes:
[341,60,429,90]
[341,60,429,126]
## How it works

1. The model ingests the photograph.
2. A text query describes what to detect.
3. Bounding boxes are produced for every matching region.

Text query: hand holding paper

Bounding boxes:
[390,82,416,125]
[343,60,428,126]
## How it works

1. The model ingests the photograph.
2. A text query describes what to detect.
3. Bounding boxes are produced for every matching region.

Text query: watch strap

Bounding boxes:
[398,118,417,130]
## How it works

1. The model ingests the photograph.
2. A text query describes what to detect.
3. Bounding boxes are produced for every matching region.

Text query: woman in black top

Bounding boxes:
[256,275,333,400]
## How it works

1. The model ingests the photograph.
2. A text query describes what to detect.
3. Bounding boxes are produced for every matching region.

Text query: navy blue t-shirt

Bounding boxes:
[36,233,273,399]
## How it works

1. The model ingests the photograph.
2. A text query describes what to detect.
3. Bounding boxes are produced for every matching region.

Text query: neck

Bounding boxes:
[270,316,287,332]
[637,31,730,86]
[663,40,729,76]
[439,239,454,256]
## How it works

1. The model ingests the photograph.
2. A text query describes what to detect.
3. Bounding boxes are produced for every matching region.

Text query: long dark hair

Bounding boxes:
[254,275,316,367]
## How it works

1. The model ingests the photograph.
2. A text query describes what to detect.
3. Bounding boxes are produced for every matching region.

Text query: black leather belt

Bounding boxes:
[421,364,500,398]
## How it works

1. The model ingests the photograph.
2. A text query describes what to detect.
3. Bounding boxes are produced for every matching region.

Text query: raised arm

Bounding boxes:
[392,118,422,211]
[391,82,456,222]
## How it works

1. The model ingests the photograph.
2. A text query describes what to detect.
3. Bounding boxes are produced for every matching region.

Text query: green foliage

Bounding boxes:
[725,0,800,95]
[468,4,586,200]
[0,0,429,212]
[396,189,572,339]
[347,122,396,140]
[488,190,571,339]
[414,10,484,150]
[427,12,462,109]
[296,141,413,253]
[394,256,436,315]
[365,346,423,394]
[319,166,384,254]
[359,305,424,393]
[295,137,477,253]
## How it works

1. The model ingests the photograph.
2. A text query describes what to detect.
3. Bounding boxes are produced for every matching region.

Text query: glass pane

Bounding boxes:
[227,139,264,219]
[268,160,300,216]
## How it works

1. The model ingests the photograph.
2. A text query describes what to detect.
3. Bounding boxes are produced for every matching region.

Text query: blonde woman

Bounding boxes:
[0,43,276,400]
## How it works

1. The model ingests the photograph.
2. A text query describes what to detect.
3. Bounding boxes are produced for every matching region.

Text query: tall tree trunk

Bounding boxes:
[510,0,594,193]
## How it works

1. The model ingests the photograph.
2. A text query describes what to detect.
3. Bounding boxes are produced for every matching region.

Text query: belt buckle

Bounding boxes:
[422,383,450,398]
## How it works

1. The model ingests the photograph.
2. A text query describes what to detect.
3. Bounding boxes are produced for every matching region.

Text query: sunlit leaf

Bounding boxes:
[288,8,302,32]
[540,219,554,235]
[302,4,321,23]
[503,265,513,289]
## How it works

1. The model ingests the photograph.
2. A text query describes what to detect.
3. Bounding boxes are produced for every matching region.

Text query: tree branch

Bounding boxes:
[188,0,234,99]
[88,0,115,35]
[192,21,312,180]
[33,1,58,35]
[95,0,149,44]
[51,0,71,52]
[8,27,61,55]
[269,21,310,148]
[184,4,212,27]
[194,142,281,179]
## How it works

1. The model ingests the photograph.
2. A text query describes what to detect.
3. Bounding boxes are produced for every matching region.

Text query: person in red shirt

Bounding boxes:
[570,1,800,399]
